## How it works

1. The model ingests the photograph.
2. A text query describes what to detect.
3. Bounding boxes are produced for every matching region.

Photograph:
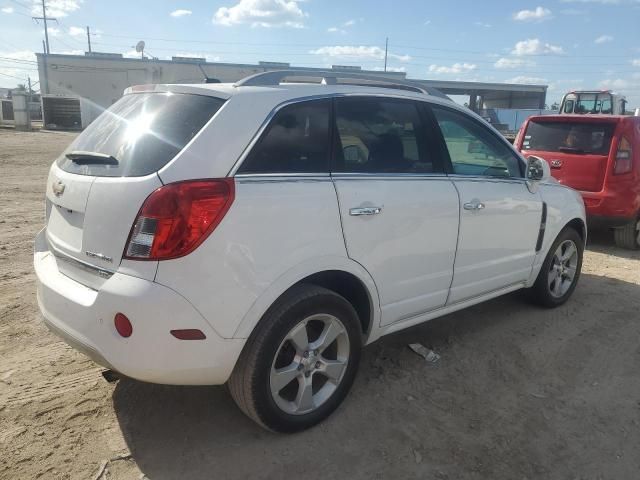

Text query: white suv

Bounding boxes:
[34,71,586,432]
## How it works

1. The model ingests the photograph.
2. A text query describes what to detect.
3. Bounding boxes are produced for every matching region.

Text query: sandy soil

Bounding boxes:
[1,128,639,480]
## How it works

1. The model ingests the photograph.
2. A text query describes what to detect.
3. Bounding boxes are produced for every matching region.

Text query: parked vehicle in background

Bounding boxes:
[559,90,627,115]
[517,114,640,249]
[35,71,587,432]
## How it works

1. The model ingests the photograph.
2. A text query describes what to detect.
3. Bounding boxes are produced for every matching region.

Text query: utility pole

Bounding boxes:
[86,26,92,53]
[384,37,388,72]
[32,0,57,55]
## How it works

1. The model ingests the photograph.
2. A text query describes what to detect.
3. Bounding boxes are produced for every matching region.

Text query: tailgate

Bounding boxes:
[45,164,162,289]
[521,118,617,192]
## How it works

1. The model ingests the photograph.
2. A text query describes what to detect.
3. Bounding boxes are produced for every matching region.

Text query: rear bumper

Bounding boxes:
[34,228,245,385]
[580,191,638,228]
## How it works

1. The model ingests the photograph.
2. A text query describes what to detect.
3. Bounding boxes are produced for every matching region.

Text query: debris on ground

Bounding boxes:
[408,343,441,363]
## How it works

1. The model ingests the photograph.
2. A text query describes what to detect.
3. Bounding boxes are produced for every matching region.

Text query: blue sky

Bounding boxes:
[1,0,640,107]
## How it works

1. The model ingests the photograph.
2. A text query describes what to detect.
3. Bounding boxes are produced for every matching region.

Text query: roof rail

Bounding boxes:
[234,70,449,99]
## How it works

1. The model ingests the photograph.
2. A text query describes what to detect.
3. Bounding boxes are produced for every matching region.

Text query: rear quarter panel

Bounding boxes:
[153,177,370,339]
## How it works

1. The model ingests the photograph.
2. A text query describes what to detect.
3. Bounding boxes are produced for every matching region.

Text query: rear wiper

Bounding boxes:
[66,151,119,165]
[558,146,585,154]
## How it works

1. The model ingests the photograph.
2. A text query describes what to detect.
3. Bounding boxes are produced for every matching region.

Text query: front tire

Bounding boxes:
[228,284,362,433]
[528,227,584,308]
[613,218,640,250]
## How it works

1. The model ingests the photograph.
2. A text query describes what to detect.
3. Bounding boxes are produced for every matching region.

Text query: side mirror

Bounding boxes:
[526,156,551,190]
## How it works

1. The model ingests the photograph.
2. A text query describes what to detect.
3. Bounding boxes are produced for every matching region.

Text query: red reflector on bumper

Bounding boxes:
[170,329,206,340]
[114,313,133,338]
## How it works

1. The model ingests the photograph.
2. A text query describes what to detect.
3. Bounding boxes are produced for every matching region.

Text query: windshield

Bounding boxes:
[565,93,614,114]
[523,120,615,155]
[57,92,224,177]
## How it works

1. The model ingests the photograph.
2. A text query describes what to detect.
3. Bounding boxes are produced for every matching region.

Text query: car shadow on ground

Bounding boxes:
[586,228,640,261]
[112,271,640,480]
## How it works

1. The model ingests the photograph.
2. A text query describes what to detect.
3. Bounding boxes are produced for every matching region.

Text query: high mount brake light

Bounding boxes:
[614,137,633,175]
[124,179,235,261]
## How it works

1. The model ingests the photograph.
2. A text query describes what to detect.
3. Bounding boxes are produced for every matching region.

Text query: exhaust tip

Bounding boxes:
[101,369,121,383]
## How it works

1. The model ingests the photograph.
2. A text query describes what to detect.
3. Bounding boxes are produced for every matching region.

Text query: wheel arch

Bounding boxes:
[233,257,381,341]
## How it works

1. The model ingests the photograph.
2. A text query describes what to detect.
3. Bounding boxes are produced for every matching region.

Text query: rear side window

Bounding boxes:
[333,97,435,174]
[238,99,330,174]
[523,121,615,155]
[57,93,224,177]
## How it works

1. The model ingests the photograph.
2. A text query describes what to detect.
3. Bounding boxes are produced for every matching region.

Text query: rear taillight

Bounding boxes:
[124,179,234,260]
[613,137,633,175]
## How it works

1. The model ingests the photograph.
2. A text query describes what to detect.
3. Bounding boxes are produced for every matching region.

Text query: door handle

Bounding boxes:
[463,202,485,211]
[349,206,382,216]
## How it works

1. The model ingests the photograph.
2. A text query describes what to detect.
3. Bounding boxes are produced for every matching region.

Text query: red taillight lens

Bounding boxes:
[114,313,133,338]
[124,179,235,260]
[614,137,633,175]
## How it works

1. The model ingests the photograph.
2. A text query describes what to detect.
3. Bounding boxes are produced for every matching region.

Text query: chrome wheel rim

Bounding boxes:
[548,239,578,298]
[270,314,350,416]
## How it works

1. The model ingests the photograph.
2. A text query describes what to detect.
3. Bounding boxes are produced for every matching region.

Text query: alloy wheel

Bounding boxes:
[548,239,579,298]
[269,314,350,415]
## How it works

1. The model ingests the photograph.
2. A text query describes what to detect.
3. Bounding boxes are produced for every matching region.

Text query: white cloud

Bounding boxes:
[1,6,14,13]
[428,63,477,74]
[328,18,358,34]
[505,75,548,84]
[594,34,613,44]
[598,78,630,89]
[213,0,307,28]
[0,50,35,87]
[513,6,552,21]
[511,38,564,55]
[424,20,431,25]
[494,57,535,69]
[170,9,192,17]
[31,0,82,18]
[309,45,411,62]
[170,52,222,62]
[372,66,407,73]
[68,26,85,36]
[48,27,61,36]
[632,59,640,67]
[59,49,83,55]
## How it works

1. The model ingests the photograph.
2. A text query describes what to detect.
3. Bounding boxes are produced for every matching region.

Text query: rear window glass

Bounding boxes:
[238,99,330,174]
[523,121,615,155]
[57,93,224,177]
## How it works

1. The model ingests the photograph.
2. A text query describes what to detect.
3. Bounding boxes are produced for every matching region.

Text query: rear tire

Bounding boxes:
[613,218,640,250]
[228,284,362,433]
[528,227,583,308]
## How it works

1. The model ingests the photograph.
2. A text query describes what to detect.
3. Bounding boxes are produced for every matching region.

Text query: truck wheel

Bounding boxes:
[528,227,584,308]
[613,218,640,250]
[228,284,362,433]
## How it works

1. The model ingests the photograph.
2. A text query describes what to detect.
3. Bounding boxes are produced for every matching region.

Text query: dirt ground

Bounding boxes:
[1,128,639,480]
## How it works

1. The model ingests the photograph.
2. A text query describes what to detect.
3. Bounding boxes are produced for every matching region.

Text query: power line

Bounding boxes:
[0,71,27,80]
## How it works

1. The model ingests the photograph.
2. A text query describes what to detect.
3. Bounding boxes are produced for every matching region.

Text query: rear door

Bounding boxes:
[521,118,617,192]
[430,104,543,304]
[45,92,224,288]
[332,96,460,326]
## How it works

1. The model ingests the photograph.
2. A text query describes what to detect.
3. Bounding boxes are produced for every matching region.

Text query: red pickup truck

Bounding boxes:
[516,114,640,249]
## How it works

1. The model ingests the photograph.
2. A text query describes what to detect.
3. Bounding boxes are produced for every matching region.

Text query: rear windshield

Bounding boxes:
[523,120,615,155]
[57,92,224,177]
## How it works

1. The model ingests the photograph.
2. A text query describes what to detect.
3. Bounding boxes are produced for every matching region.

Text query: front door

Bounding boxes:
[331,97,460,326]
[430,105,543,304]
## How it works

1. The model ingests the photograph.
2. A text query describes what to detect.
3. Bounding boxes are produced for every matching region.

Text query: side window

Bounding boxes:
[431,106,523,178]
[238,100,330,174]
[334,97,435,174]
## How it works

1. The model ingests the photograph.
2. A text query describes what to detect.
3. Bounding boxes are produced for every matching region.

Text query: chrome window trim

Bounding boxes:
[227,93,451,177]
